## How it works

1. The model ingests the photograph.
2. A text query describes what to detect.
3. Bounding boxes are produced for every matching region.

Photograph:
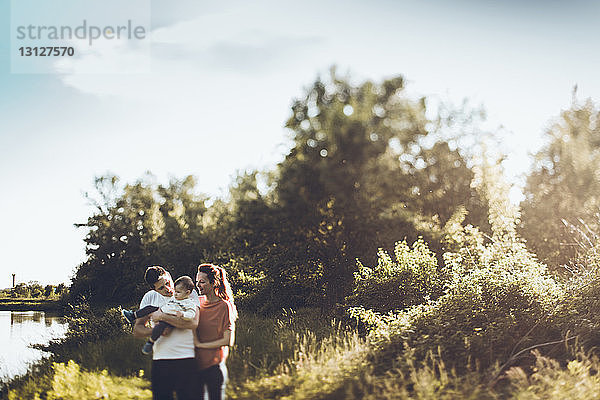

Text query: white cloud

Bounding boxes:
[54,37,151,75]
[57,6,324,100]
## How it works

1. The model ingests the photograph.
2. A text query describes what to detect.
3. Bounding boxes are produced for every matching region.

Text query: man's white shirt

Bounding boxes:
[139,289,200,360]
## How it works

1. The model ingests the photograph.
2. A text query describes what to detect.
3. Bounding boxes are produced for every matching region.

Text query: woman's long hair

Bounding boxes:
[197,263,238,320]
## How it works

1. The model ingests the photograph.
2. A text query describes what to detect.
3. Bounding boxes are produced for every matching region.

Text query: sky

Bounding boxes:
[1,0,599,288]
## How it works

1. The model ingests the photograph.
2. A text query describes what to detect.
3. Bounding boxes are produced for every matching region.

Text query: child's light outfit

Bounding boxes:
[161,297,197,320]
[122,295,198,354]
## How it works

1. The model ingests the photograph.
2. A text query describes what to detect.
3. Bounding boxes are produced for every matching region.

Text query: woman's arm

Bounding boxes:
[194,330,234,349]
[153,308,199,329]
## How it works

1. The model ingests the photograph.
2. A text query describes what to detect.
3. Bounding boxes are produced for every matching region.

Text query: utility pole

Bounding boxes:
[12,274,15,288]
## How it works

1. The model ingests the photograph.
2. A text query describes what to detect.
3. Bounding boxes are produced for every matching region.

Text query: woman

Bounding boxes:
[194,263,238,400]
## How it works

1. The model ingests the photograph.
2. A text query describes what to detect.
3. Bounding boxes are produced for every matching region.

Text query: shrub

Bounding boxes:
[365,160,567,373]
[221,258,267,303]
[49,334,151,377]
[44,301,128,351]
[347,238,447,313]
[407,265,560,371]
[367,227,565,373]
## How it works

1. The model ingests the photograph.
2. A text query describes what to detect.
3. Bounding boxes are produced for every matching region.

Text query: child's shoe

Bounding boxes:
[142,341,154,355]
[121,309,136,326]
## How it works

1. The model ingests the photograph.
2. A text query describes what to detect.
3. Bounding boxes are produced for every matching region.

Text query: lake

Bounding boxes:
[0,311,68,381]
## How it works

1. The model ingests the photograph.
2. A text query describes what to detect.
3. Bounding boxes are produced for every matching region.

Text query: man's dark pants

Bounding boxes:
[151,357,197,400]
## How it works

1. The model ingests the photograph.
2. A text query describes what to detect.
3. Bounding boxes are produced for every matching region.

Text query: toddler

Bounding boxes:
[122,275,197,354]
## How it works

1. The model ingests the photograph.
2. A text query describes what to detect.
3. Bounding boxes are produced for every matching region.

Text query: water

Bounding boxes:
[0,311,68,381]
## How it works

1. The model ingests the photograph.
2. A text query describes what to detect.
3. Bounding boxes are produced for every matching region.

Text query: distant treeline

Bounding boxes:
[1,282,68,299]
[67,69,600,314]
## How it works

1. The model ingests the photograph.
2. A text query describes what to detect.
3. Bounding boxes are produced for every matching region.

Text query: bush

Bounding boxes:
[402,265,560,371]
[44,301,128,351]
[365,220,565,374]
[347,238,447,314]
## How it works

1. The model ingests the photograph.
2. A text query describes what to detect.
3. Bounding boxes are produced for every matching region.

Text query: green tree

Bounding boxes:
[13,283,29,298]
[263,69,487,308]
[44,285,55,297]
[520,98,600,268]
[70,174,211,305]
[26,281,43,298]
[271,70,423,307]
[70,175,159,303]
[153,176,210,273]
[68,71,491,310]
[55,283,67,296]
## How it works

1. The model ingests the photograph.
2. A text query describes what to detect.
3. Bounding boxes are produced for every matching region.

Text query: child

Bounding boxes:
[122,275,198,354]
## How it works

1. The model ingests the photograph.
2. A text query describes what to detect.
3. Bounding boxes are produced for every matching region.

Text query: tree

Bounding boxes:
[44,284,54,297]
[153,175,210,272]
[68,70,491,311]
[55,283,67,296]
[70,175,160,303]
[25,281,44,297]
[520,98,600,268]
[13,283,29,298]
[70,174,211,305]
[261,68,487,308]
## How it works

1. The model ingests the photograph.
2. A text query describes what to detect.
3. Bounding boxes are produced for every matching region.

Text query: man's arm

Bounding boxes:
[132,315,152,338]
[153,308,199,329]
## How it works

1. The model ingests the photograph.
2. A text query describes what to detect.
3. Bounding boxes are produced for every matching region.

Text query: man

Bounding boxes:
[133,266,200,400]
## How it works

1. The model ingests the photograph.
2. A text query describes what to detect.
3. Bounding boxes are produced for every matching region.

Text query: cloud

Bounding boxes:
[149,0,244,30]
[150,30,322,74]
[56,12,323,100]
[203,33,322,73]
[53,37,151,75]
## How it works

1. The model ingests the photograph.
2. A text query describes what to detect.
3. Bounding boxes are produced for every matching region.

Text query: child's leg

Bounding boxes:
[134,305,159,319]
[143,321,172,354]
[150,321,172,342]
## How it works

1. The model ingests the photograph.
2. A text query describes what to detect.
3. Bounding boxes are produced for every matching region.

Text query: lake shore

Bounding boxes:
[0,298,64,312]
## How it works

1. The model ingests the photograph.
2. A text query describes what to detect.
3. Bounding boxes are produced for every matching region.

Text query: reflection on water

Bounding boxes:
[0,311,68,381]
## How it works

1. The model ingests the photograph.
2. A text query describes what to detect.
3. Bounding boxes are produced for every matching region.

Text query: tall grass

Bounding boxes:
[230,317,370,399]
[230,309,489,399]
[230,314,493,400]
[229,308,348,381]
[7,360,151,400]
[506,350,600,400]
[7,306,600,399]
